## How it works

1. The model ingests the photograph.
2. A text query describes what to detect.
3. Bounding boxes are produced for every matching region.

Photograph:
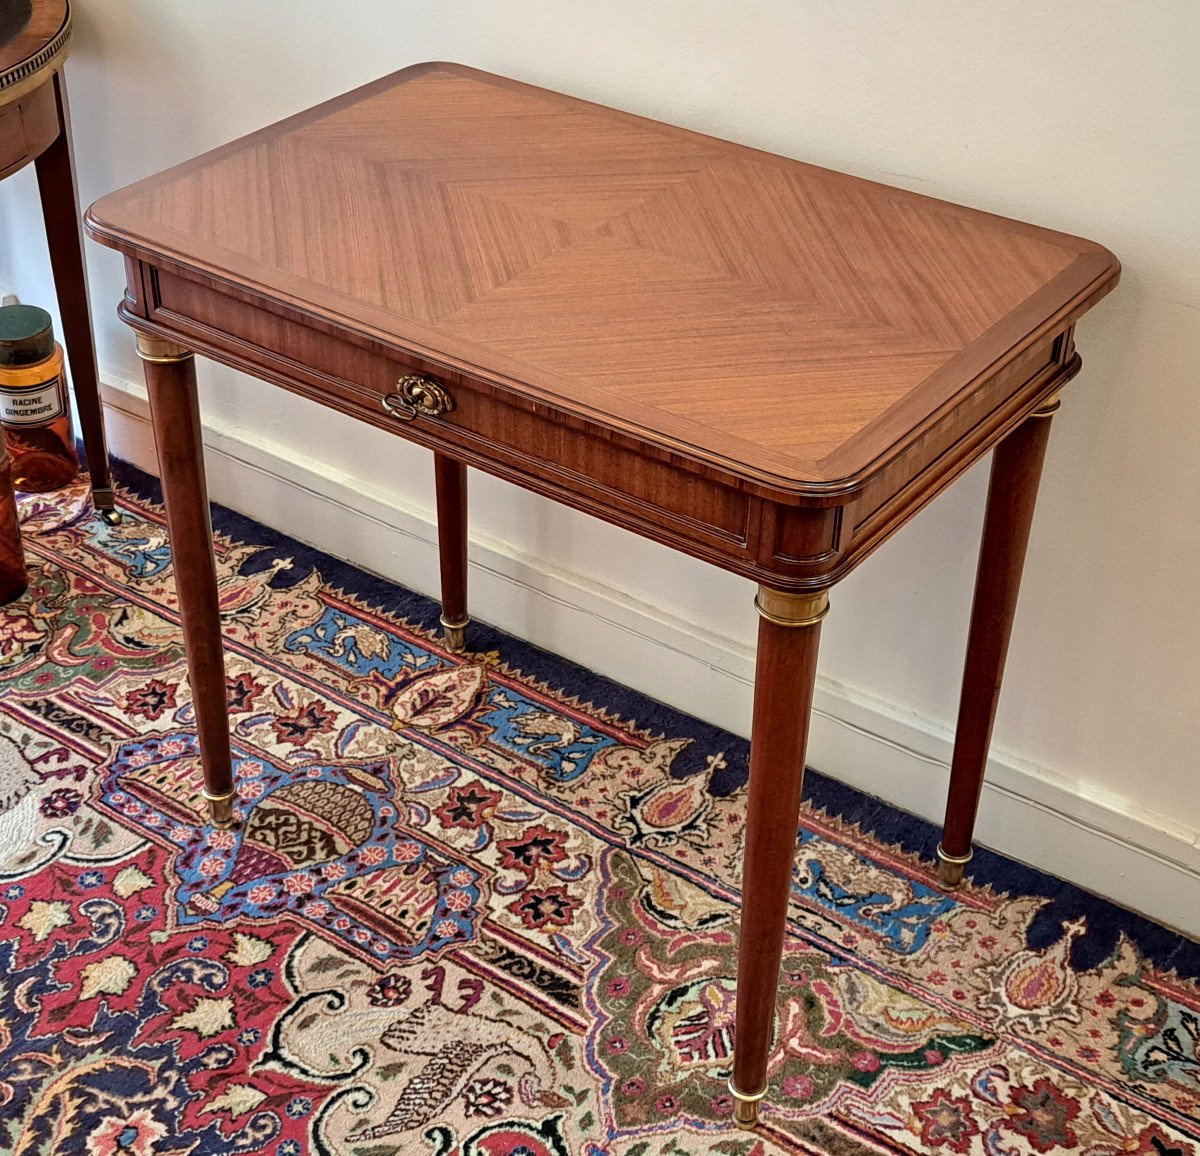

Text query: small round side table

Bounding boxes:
[1,0,117,523]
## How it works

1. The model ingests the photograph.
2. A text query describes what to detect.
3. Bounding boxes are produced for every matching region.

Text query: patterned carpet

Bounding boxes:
[1,466,1198,1156]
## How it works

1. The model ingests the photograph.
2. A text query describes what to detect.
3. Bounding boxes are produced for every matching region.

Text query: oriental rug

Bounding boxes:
[0,466,1197,1156]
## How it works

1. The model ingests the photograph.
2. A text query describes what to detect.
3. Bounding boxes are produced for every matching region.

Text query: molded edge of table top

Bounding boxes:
[84,61,1121,499]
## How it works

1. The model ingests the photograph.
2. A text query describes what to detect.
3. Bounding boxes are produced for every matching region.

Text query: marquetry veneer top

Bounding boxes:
[87,62,1119,487]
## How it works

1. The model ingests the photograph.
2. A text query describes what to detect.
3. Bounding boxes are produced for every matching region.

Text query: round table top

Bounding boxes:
[0,0,70,97]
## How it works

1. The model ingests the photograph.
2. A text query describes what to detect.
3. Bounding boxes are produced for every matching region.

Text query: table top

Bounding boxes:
[0,0,68,97]
[86,62,1119,489]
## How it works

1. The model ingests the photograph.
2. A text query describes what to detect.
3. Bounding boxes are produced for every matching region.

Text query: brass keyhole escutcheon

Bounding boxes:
[381,374,454,421]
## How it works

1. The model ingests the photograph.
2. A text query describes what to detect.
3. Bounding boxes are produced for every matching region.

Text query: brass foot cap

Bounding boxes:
[441,615,469,653]
[203,788,237,829]
[98,507,122,526]
[729,1080,767,1130]
[936,844,973,891]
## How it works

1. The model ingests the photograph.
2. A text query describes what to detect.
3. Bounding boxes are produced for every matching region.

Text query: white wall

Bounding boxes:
[3,2,1198,929]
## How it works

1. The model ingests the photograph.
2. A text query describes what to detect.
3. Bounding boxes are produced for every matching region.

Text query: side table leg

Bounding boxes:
[434,454,469,651]
[937,395,1059,888]
[136,334,235,828]
[731,586,828,1129]
[35,71,119,525]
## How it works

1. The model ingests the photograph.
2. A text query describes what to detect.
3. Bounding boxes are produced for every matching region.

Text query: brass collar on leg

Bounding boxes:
[1030,392,1062,419]
[134,332,195,364]
[755,587,830,628]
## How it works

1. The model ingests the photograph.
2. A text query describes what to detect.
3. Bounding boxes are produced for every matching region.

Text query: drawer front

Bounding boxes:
[148,268,752,557]
[0,81,57,180]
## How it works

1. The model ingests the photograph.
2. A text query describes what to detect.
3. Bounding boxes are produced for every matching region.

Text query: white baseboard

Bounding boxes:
[99,375,1200,939]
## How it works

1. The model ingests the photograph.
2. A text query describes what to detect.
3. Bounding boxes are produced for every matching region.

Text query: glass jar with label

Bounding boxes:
[0,304,80,492]
[0,437,28,604]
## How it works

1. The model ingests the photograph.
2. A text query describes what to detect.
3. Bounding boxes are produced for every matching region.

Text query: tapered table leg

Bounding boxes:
[434,453,469,651]
[937,395,1059,888]
[34,72,119,525]
[136,334,235,827]
[731,586,828,1130]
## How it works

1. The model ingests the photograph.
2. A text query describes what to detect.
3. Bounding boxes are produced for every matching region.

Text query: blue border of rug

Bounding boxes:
[109,459,1200,980]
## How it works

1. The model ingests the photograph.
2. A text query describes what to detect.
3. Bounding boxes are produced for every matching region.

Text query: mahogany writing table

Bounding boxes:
[85,63,1119,1129]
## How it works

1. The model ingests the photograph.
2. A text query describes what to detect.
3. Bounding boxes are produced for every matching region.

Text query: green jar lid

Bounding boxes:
[0,304,55,367]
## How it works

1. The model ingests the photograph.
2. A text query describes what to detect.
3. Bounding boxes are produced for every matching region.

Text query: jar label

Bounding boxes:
[0,376,66,427]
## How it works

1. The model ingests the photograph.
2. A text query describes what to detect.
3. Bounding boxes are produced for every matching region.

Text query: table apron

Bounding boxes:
[122,262,1074,593]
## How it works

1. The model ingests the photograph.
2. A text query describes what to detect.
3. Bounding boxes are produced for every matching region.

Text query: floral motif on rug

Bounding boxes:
[0,473,1197,1155]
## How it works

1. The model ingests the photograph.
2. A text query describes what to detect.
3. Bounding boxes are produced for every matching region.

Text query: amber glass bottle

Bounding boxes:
[0,437,28,604]
[0,304,79,492]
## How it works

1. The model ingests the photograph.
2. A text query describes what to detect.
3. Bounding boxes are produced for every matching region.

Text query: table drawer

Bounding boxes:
[147,268,752,555]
